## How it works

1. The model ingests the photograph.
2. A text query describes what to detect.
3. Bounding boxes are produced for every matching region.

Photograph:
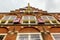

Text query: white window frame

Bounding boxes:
[16,33,43,40]
[21,16,29,24]
[41,16,48,21]
[29,16,38,24]
[47,16,56,20]
[0,16,11,24]
[21,16,38,25]
[0,33,7,40]
[51,33,60,40]
[47,16,58,24]
[5,16,17,24]
[41,16,51,24]
[0,15,17,24]
[41,16,60,24]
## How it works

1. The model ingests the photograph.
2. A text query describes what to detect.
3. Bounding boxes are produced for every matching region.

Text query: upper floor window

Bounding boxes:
[47,16,56,20]
[21,16,38,25]
[41,16,56,20]
[0,16,17,24]
[41,16,48,20]
[41,16,59,24]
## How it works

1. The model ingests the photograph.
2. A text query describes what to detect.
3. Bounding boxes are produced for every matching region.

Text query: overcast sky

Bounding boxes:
[0,0,60,13]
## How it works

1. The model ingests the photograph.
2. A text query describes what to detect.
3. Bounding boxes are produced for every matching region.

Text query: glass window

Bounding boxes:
[41,16,48,20]
[51,33,60,40]
[22,16,37,24]
[1,16,10,23]
[0,35,5,40]
[47,16,55,20]
[2,16,10,20]
[19,34,28,40]
[30,16,35,20]
[22,16,29,24]
[30,16,37,24]
[17,33,43,40]
[31,34,40,40]
[51,20,57,24]
[23,16,29,20]
[9,16,17,20]
[0,34,7,40]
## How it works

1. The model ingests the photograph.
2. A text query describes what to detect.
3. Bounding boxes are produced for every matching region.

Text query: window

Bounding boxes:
[51,33,60,40]
[16,33,43,40]
[51,20,57,24]
[2,16,10,20]
[18,34,28,40]
[41,16,56,21]
[30,16,37,24]
[1,16,10,23]
[0,33,7,40]
[22,16,29,24]
[47,16,59,24]
[0,16,17,24]
[47,16,58,24]
[31,34,41,40]
[41,16,50,24]
[9,16,17,20]
[41,16,59,24]
[41,16,48,20]
[21,16,37,25]
[47,16,55,20]
[8,16,17,23]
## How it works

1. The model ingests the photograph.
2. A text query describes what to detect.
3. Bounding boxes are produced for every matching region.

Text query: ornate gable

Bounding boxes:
[10,3,47,15]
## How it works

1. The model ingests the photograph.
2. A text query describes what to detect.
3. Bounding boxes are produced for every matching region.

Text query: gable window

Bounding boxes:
[47,16,55,20]
[8,16,17,23]
[51,33,60,40]
[1,16,10,23]
[41,16,59,24]
[0,16,17,24]
[16,33,43,40]
[47,16,59,24]
[47,16,57,24]
[21,16,38,25]
[41,16,50,24]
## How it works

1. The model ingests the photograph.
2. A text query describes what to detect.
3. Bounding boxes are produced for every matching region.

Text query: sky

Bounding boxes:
[0,0,60,13]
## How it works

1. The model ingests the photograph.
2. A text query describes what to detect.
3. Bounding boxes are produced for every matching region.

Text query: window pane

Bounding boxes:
[47,16,55,20]
[30,16,37,24]
[51,20,57,24]
[53,34,60,40]
[41,16,48,20]
[30,16,35,20]
[0,35,5,40]
[30,20,36,23]
[23,16,29,21]
[10,16,16,20]
[22,16,29,23]
[24,16,28,19]
[19,34,28,40]
[31,34,40,40]
[2,16,10,20]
